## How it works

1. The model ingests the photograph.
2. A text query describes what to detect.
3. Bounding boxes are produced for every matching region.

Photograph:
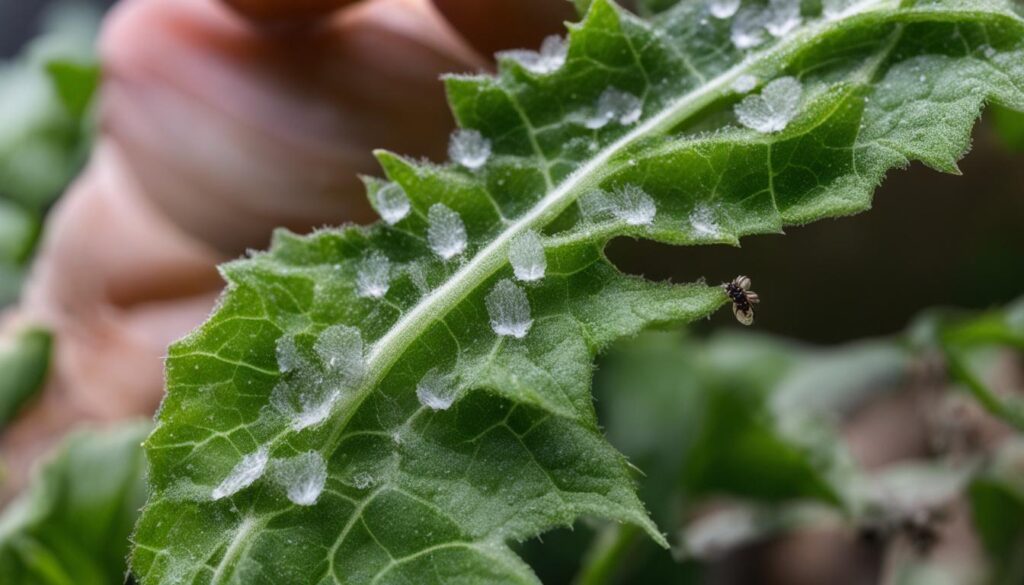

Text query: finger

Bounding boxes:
[222,0,359,23]
[432,0,576,57]
[101,0,483,255]
[1,143,224,498]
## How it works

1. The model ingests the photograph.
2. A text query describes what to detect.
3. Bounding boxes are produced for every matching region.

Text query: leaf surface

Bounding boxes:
[0,328,51,429]
[132,1,1024,583]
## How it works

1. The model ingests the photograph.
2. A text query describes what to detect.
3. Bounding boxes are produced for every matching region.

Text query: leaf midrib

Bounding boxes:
[337,0,898,440]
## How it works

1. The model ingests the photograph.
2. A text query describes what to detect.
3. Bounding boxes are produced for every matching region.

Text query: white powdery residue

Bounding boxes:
[708,0,740,19]
[499,35,568,75]
[375,183,410,225]
[508,230,546,282]
[212,446,269,500]
[448,129,491,170]
[578,189,613,220]
[416,368,458,411]
[730,7,767,50]
[271,381,340,431]
[585,88,643,129]
[351,472,376,490]
[427,203,468,260]
[734,76,803,133]
[609,185,656,226]
[407,264,430,294]
[822,0,863,20]
[765,0,801,38]
[356,250,391,299]
[314,324,365,387]
[688,203,721,237]
[273,452,327,506]
[485,279,533,339]
[275,334,305,374]
[731,74,758,94]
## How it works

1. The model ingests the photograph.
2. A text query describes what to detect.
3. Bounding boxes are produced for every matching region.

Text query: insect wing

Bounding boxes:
[733,304,754,326]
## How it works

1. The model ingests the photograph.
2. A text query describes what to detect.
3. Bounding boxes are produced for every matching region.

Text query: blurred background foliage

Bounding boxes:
[0,1,100,441]
[521,300,1024,585]
[0,0,100,307]
[0,2,1021,584]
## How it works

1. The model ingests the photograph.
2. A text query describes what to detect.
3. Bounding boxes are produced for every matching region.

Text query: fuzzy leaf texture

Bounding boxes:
[131,1,1024,583]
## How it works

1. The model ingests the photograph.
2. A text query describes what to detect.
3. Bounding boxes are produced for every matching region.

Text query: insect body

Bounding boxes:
[724,275,759,326]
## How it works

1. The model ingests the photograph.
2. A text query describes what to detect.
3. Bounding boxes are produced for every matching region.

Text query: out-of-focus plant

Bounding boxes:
[0,422,149,585]
[0,329,52,430]
[536,297,1024,585]
[0,2,99,433]
[0,1,100,306]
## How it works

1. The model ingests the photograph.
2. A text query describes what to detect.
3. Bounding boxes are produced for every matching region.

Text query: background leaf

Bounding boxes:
[0,422,150,585]
[0,328,52,430]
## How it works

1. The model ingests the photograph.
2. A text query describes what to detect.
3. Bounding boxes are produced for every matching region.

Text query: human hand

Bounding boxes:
[1,0,573,495]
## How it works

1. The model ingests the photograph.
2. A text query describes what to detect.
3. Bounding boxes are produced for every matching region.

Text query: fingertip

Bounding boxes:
[221,0,359,23]
[431,0,576,57]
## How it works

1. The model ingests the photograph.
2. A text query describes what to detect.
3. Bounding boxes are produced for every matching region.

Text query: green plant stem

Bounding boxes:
[574,524,641,585]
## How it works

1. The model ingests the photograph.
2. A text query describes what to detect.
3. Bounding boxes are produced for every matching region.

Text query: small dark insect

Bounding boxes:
[724,275,759,326]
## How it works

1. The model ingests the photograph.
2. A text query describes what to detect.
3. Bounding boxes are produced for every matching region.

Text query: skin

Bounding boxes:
[0,0,574,497]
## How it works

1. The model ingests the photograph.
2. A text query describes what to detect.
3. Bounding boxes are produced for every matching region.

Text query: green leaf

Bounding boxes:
[0,422,150,585]
[0,264,26,307]
[991,104,1024,151]
[0,200,39,265]
[132,0,1024,582]
[910,298,1024,430]
[45,60,100,120]
[970,440,1024,585]
[0,1,99,210]
[0,328,52,429]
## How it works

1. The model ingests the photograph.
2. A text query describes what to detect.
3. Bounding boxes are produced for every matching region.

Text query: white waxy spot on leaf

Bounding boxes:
[356,251,391,299]
[271,326,363,431]
[212,446,269,500]
[486,279,533,339]
[407,264,431,294]
[275,335,304,374]
[610,185,657,226]
[688,203,721,238]
[730,8,767,49]
[351,472,375,490]
[732,74,758,94]
[734,76,803,133]
[765,0,801,38]
[585,88,643,129]
[314,325,365,387]
[708,0,740,19]
[273,334,338,430]
[273,452,327,506]
[427,203,468,260]
[271,382,340,431]
[375,183,410,225]
[822,0,863,20]
[508,230,546,282]
[416,368,458,411]
[449,129,491,170]
[499,35,568,75]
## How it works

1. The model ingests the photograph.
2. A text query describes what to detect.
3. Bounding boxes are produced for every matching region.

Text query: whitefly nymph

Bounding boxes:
[724,275,759,326]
